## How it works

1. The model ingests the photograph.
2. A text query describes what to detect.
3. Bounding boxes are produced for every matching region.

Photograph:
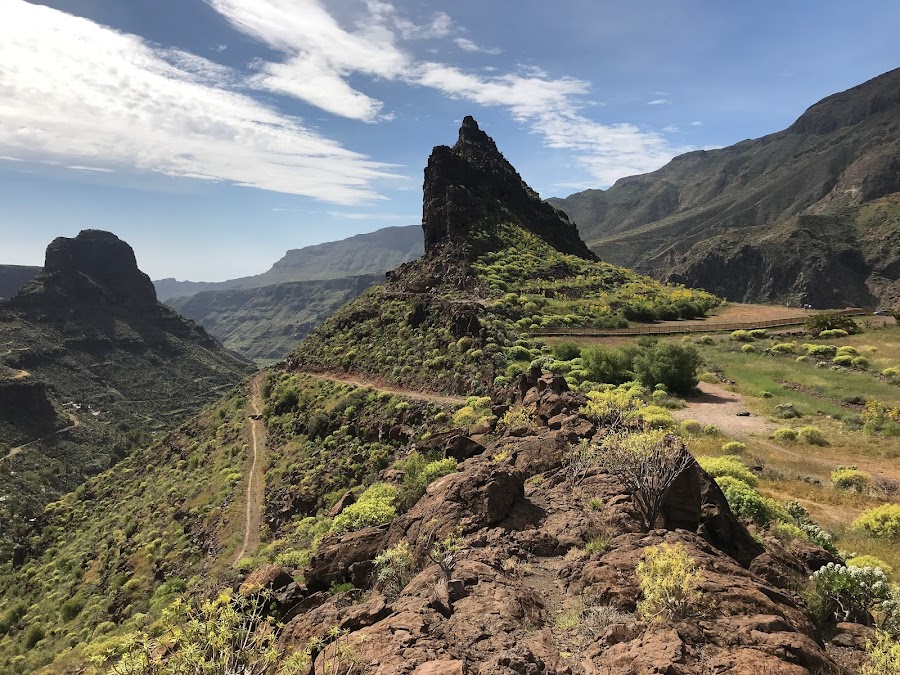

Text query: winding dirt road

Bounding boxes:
[233,374,266,565]
[1,413,81,463]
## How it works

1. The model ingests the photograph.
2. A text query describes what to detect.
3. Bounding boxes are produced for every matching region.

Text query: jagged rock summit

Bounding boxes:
[14,229,158,310]
[423,116,597,261]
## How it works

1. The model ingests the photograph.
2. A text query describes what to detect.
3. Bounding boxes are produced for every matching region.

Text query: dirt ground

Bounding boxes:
[673,381,777,438]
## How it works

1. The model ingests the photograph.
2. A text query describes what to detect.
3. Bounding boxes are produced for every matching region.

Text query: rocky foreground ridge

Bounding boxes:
[247,370,855,674]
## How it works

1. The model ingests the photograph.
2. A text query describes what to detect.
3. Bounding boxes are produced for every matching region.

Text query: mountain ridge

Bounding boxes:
[154,225,423,301]
[549,67,900,307]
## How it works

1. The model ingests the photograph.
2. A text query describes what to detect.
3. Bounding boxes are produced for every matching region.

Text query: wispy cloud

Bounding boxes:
[0,156,24,162]
[66,165,116,173]
[648,98,670,105]
[454,37,501,55]
[0,1,398,203]
[206,0,692,187]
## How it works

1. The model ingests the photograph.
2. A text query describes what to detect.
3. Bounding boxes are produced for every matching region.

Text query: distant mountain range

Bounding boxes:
[0,265,39,300]
[550,67,900,308]
[154,225,422,301]
[168,274,382,363]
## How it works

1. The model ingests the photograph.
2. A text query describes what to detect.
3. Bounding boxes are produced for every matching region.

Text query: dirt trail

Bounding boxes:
[303,371,466,407]
[675,383,900,482]
[674,382,776,437]
[1,413,81,463]
[233,374,267,565]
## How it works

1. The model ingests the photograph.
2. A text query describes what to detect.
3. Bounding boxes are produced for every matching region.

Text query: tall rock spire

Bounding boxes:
[421,116,597,260]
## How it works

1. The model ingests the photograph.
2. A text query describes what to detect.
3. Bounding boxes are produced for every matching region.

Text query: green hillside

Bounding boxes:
[550,67,900,308]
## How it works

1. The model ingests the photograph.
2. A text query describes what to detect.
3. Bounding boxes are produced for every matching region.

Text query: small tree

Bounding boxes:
[594,430,695,529]
[805,311,860,336]
[632,341,702,394]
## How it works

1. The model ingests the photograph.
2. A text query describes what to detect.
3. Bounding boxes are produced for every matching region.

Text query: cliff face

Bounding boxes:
[423,116,597,261]
[550,68,900,307]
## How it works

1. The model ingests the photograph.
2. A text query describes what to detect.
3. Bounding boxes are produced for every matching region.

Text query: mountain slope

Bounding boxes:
[0,230,253,559]
[154,225,423,301]
[549,67,900,308]
[0,119,850,675]
[0,265,40,300]
[290,117,718,395]
[167,274,382,363]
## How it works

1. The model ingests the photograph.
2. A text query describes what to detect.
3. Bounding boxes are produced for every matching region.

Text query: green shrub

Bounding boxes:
[632,342,702,394]
[819,329,850,340]
[852,356,870,369]
[882,367,900,379]
[680,419,702,435]
[698,371,718,383]
[373,540,413,600]
[60,599,84,622]
[774,403,803,419]
[581,345,634,385]
[703,424,718,436]
[806,344,837,358]
[798,425,827,446]
[749,329,768,339]
[698,455,757,486]
[508,345,532,361]
[806,311,860,336]
[773,427,798,442]
[830,467,872,492]
[833,355,854,367]
[24,624,45,649]
[715,476,783,525]
[847,555,893,577]
[796,355,810,363]
[862,632,900,675]
[771,342,796,354]
[330,483,398,534]
[585,537,610,555]
[837,346,858,356]
[854,504,900,540]
[730,330,754,342]
[740,344,756,354]
[721,441,747,454]
[553,342,581,361]
[697,336,715,346]
[810,563,890,623]
[636,543,702,621]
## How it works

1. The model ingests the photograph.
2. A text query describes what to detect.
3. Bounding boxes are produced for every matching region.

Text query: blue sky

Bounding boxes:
[2,0,899,281]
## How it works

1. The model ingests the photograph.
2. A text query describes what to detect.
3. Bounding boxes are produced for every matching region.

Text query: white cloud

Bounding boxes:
[0,156,23,162]
[66,165,116,173]
[0,1,398,203]
[662,124,679,133]
[690,121,703,126]
[648,98,670,105]
[207,0,410,121]
[204,0,693,187]
[454,38,501,55]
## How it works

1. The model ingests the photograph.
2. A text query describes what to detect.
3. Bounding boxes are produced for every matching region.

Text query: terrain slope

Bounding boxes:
[0,230,253,559]
[0,120,863,675]
[550,67,900,308]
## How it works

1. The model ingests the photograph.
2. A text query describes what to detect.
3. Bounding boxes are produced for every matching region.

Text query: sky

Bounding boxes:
[1,0,899,281]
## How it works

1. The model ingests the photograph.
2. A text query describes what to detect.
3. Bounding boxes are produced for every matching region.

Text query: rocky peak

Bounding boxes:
[789,66,900,135]
[16,230,158,309]
[422,116,598,261]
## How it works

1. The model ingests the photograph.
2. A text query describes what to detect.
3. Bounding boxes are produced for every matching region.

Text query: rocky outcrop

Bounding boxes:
[423,116,597,261]
[15,230,158,310]
[274,376,843,674]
